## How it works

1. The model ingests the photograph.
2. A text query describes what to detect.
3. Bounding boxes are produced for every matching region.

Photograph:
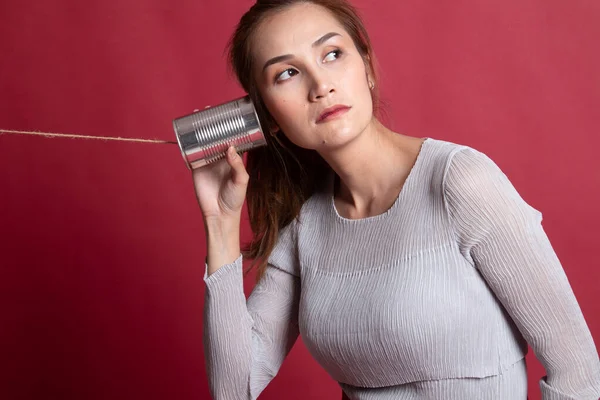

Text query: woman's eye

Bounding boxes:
[276,68,298,82]
[324,49,342,62]
[274,50,342,83]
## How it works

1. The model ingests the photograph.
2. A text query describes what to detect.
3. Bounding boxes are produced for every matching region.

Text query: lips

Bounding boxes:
[317,105,351,123]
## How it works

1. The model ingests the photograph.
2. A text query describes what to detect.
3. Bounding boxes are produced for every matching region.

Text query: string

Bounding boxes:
[0,128,178,145]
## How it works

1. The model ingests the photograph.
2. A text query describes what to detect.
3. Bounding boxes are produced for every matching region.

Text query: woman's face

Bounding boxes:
[252,2,374,151]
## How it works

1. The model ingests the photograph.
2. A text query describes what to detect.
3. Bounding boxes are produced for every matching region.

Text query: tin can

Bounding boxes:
[172,95,267,170]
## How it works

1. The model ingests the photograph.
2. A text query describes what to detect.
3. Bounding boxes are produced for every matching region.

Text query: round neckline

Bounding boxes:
[329,137,431,223]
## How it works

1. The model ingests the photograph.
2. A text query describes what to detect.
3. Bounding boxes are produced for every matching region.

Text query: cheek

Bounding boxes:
[268,95,303,127]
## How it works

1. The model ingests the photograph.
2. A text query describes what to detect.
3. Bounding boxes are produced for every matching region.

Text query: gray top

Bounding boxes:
[202,138,600,399]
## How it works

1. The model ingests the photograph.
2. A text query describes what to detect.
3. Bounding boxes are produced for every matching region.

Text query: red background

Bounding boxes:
[1,1,598,399]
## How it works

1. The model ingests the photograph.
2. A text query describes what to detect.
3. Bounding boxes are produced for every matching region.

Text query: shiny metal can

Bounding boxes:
[172,95,267,170]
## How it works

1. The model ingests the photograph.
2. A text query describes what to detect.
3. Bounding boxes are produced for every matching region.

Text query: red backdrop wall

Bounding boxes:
[1,1,598,399]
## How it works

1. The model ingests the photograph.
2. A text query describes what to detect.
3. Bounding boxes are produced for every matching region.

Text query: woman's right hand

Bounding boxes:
[192,146,249,222]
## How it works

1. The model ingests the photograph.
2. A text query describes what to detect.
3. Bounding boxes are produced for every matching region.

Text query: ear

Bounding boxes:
[269,122,281,135]
[363,54,374,82]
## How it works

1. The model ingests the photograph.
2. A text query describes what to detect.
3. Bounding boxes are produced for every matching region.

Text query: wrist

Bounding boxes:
[204,216,241,272]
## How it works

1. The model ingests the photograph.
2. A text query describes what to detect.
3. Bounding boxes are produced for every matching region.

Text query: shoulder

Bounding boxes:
[403,136,507,196]
[435,140,542,220]
[421,137,491,179]
[412,137,471,192]
[441,142,504,194]
[438,140,522,204]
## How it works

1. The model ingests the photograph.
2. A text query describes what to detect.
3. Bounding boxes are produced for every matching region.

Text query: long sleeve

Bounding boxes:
[202,220,301,400]
[444,147,600,400]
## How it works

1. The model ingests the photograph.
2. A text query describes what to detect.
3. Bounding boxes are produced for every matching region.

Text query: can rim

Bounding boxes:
[172,118,192,171]
[246,95,266,143]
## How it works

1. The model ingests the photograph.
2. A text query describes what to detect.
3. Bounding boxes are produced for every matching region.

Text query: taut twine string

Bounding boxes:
[0,129,178,145]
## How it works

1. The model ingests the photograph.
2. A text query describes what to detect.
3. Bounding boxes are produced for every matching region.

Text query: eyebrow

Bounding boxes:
[261,32,342,72]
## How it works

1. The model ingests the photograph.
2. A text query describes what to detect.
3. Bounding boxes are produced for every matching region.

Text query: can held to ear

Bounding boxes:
[172,95,267,170]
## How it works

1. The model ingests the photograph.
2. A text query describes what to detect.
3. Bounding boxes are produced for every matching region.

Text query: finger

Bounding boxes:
[226,146,249,186]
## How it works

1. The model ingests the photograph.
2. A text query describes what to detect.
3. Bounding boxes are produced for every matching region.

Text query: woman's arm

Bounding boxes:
[444,147,600,400]
[203,221,301,400]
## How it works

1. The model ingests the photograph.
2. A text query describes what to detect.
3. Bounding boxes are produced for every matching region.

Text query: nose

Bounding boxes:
[308,75,335,102]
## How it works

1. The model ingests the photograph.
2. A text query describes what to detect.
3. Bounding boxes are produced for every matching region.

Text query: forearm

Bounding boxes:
[202,258,301,400]
[203,255,254,399]
[204,215,242,277]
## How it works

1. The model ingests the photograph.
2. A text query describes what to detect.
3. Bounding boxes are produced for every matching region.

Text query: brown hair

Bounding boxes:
[226,0,382,281]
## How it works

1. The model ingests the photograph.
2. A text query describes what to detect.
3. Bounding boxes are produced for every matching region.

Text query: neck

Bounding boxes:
[317,118,423,211]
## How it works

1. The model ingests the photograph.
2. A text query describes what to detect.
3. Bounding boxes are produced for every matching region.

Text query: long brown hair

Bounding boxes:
[225,0,382,281]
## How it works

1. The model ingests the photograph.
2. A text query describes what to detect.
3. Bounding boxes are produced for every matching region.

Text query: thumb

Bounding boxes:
[226,146,249,186]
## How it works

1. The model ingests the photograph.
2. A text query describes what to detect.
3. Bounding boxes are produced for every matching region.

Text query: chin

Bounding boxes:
[317,125,362,149]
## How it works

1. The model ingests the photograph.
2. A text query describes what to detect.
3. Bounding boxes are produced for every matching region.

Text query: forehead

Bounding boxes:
[252,3,348,61]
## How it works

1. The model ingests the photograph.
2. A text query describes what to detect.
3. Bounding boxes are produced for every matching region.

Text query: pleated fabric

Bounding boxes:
[202,138,600,400]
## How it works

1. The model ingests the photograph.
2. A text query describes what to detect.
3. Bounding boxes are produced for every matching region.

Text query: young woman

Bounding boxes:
[192,0,600,399]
